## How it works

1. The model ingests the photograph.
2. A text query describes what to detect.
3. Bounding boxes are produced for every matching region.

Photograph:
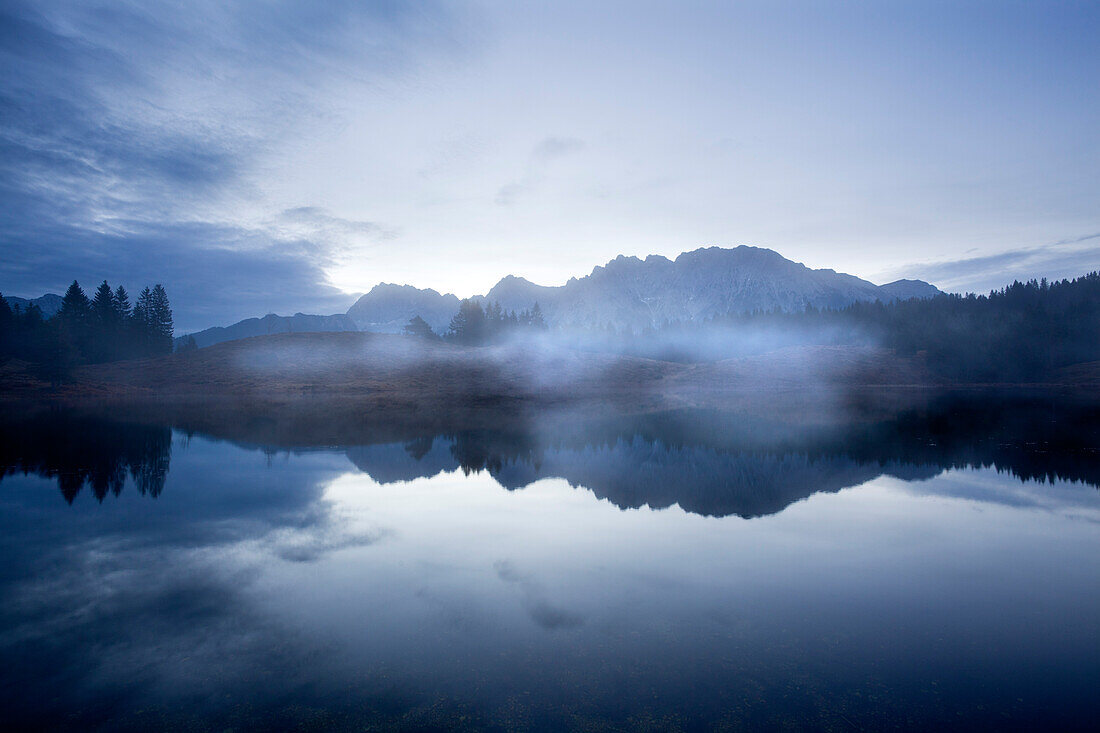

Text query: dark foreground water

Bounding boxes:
[1,395,1099,731]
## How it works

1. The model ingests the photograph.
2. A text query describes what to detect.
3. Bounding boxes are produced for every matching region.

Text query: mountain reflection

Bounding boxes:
[344,396,1098,517]
[346,437,941,518]
[4,394,1097,518]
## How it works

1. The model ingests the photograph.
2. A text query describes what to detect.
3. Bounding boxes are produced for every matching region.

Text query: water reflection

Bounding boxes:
[6,394,1098,516]
[0,395,1098,730]
[0,413,172,501]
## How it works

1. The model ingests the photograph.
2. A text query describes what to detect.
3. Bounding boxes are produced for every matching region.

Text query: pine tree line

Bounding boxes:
[402,299,548,345]
[0,279,174,381]
[626,272,1100,382]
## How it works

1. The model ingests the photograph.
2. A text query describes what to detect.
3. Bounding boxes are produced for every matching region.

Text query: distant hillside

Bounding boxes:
[176,312,358,349]
[3,293,62,318]
[877,279,942,301]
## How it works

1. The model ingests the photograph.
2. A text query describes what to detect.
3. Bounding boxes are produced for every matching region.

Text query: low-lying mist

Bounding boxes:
[537,319,878,363]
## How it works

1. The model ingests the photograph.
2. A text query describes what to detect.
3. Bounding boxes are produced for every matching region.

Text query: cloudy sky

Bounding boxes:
[2,0,1098,331]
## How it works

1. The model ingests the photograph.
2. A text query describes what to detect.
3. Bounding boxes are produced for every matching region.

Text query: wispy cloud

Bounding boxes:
[495,135,587,206]
[494,559,584,630]
[884,233,1100,294]
[0,216,361,331]
[0,0,464,327]
[533,136,586,160]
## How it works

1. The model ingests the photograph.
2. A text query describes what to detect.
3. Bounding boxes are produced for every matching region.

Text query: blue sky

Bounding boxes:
[1,0,1098,331]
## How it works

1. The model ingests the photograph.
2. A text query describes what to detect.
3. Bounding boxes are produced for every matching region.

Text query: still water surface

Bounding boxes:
[1,401,1099,731]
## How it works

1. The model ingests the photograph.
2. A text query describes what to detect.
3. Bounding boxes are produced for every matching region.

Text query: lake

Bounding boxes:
[2,394,1098,731]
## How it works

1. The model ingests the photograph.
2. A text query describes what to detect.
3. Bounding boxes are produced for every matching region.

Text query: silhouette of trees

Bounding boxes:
[0,413,172,503]
[114,285,131,318]
[529,302,547,329]
[91,280,120,362]
[403,315,439,340]
[823,273,1100,382]
[448,299,489,344]
[0,279,175,378]
[149,284,173,355]
[670,270,1100,382]
[58,280,91,323]
[445,299,548,345]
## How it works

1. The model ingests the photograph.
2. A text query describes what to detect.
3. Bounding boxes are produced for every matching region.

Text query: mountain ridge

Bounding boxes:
[476,245,939,331]
[3,293,63,318]
[180,312,359,349]
[173,245,938,346]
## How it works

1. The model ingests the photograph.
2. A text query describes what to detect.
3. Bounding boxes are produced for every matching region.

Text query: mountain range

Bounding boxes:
[477,246,938,331]
[240,245,937,343]
[187,246,939,346]
[8,246,941,348]
[200,246,938,346]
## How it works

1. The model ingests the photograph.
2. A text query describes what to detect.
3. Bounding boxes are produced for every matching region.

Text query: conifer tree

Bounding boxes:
[448,299,487,344]
[403,315,438,340]
[149,284,173,355]
[113,286,131,320]
[91,281,115,323]
[57,281,91,361]
[530,301,547,329]
[133,287,154,356]
[58,281,90,325]
[90,280,118,362]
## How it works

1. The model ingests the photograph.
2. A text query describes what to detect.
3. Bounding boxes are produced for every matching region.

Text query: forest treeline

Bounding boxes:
[406,276,1100,382]
[618,272,1100,382]
[824,273,1099,381]
[404,299,547,345]
[0,280,173,381]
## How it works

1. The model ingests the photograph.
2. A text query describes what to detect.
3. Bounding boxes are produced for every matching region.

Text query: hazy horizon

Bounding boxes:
[8,242,1098,334]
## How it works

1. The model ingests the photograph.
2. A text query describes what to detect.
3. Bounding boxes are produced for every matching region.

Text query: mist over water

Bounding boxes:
[2,397,1099,731]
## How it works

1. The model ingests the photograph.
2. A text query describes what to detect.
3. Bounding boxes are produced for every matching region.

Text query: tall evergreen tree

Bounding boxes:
[133,287,154,356]
[58,281,90,325]
[90,280,118,362]
[113,285,133,358]
[530,301,547,329]
[448,299,488,345]
[91,281,115,323]
[57,281,91,361]
[149,284,173,355]
[113,285,131,320]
